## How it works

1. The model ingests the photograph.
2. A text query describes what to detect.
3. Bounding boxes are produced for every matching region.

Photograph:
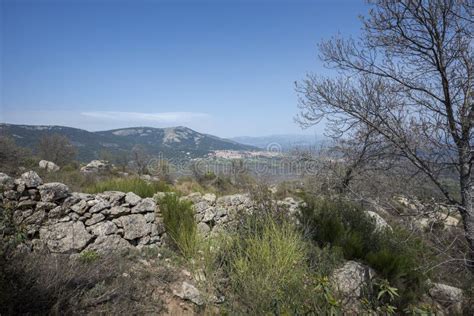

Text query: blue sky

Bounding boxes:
[1,0,367,137]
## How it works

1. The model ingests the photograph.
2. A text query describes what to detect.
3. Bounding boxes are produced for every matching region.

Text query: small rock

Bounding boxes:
[366,211,392,231]
[20,171,43,188]
[117,214,149,240]
[197,222,211,235]
[89,200,110,213]
[173,281,204,306]
[125,192,141,206]
[132,198,156,213]
[429,282,464,314]
[89,220,118,236]
[38,182,69,202]
[85,213,105,226]
[0,173,15,191]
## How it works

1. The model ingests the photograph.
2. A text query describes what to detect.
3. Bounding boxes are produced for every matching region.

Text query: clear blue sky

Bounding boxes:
[1,0,367,137]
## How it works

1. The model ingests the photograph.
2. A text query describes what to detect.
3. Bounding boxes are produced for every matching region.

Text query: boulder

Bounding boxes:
[40,221,93,253]
[117,214,149,240]
[80,160,112,174]
[38,182,69,202]
[20,171,43,188]
[38,160,60,172]
[429,282,464,314]
[332,261,376,313]
[173,281,204,306]
[0,173,15,191]
[366,211,392,231]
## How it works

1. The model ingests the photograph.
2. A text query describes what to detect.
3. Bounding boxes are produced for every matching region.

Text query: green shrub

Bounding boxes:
[85,177,171,197]
[300,197,428,307]
[79,250,100,263]
[216,215,338,314]
[159,193,197,258]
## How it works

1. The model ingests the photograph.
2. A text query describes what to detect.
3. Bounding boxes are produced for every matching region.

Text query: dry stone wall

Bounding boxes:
[0,171,165,255]
[0,171,306,255]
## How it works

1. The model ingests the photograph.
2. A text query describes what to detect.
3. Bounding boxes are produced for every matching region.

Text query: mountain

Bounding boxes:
[231,134,326,151]
[0,124,257,162]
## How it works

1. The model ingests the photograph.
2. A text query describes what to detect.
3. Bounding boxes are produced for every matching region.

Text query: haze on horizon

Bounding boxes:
[1,0,367,138]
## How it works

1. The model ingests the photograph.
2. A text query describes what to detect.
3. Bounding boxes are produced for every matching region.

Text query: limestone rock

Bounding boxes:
[40,221,93,253]
[125,192,141,206]
[202,193,217,204]
[88,220,118,236]
[89,200,110,213]
[20,171,43,188]
[173,281,204,306]
[332,261,376,313]
[85,213,105,226]
[38,182,69,202]
[38,160,60,172]
[0,173,15,191]
[366,211,392,231]
[80,160,112,174]
[197,222,211,235]
[132,198,155,213]
[104,205,130,217]
[117,214,149,240]
[84,235,131,254]
[36,201,57,212]
[70,199,89,214]
[429,283,464,314]
[97,191,125,206]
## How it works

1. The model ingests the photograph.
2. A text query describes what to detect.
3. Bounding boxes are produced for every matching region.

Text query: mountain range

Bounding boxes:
[0,123,257,162]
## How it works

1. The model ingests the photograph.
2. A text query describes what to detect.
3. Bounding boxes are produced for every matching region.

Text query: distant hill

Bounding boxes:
[0,124,257,162]
[231,134,326,151]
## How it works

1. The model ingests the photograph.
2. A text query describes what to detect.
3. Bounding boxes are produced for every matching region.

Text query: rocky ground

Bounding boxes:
[0,170,468,315]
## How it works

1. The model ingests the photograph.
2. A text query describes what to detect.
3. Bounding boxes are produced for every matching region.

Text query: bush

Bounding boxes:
[85,177,171,197]
[300,197,428,307]
[159,193,197,258]
[215,215,338,314]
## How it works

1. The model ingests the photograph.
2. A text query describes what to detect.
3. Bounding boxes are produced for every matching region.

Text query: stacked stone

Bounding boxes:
[0,171,165,255]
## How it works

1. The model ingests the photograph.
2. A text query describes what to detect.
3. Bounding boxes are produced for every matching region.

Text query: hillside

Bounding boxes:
[0,124,257,162]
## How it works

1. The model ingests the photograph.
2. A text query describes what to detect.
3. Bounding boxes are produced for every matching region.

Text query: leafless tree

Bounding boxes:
[130,145,150,175]
[37,134,77,166]
[296,0,474,268]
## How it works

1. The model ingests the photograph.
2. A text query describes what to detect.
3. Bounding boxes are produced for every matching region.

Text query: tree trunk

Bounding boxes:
[459,152,474,271]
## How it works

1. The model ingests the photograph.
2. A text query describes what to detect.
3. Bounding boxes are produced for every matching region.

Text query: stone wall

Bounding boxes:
[0,171,305,256]
[0,171,165,255]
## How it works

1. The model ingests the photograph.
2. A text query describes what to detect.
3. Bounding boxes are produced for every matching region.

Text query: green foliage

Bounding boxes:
[300,197,428,307]
[79,250,100,263]
[0,136,32,175]
[85,177,171,197]
[362,279,399,315]
[215,215,339,314]
[159,193,197,259]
